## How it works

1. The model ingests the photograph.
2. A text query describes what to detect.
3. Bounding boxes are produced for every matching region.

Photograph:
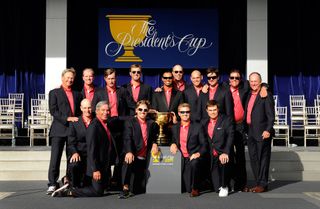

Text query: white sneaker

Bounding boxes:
[218,187,229,197]
[46,186,56,195]
[51,183,69,197]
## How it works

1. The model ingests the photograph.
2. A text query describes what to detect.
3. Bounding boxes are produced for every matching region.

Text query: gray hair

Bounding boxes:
[95,101,109,112]
[61,68,76,77]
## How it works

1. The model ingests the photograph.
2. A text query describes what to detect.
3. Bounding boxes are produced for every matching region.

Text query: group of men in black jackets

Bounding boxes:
[46,64,275,198]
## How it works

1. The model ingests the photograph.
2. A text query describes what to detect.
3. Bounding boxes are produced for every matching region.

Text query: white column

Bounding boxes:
[247,0,268,82]
[45,0,67,94]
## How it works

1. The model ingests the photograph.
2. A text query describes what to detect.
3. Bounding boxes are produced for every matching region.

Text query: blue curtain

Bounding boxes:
[0,69,45,119]
[273,73,320,107]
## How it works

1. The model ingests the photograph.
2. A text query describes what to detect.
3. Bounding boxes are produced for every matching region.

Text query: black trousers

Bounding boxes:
[210,156,232,192]
[72,171,108,197]
[182,157,201,193]
[232,123,248,190]
[247,136,272,188]
[121,158,147,194]
[67,156,87,188]
[48,136,68,187]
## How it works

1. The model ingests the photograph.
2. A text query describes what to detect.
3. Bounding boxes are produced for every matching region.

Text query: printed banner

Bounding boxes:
[98,8,218,69]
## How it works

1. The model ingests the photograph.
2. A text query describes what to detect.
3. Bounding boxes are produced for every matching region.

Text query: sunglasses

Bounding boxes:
[229,76,240,80]
[173,71,183,74]
[138,108,148,113]
[163,76,173,79]
[131,71,141,74]
[207,76,218,80]
[179,111,191,114]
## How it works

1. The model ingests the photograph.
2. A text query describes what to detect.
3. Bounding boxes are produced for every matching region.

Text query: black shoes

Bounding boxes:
[51,183,73,197]
[118,189,133,199]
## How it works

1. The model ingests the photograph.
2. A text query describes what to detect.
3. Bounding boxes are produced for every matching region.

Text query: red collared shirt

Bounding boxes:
[194,85,203,97]
[208,118,218,157]
[174,80,185,91]
[230,86,244,123]
[82,116,92,128]
[62,85,75,116]
[136,118,148,158]
[163,86,172,108]
[209,85,218,100]
[246,92,258,125]
[131,81,140,102]
[180,122,190,158]
[97,117,112,144]
[106,86,118,117]
[84,85,94,102]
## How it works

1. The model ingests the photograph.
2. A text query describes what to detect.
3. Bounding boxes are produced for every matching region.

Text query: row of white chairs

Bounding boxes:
[273,95,320,147]
[0,93,50,146]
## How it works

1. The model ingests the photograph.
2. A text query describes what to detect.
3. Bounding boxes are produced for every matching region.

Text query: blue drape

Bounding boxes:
[0,69,45,118]
[273,73,320,107]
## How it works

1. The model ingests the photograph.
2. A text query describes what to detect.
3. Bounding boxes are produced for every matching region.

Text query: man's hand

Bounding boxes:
[202,84,209,93]
[154,87,163,92]
[170,143,178,155]
[219,153,229,165]
[125,152,134,164]
[93,171,101,181]
[170,111,178,124]
[260,86,268,98]
[67,117,78,122]
[262,131,270,140]
[190,152,200,161]
[151,143,159,155]
[70,153,81,163]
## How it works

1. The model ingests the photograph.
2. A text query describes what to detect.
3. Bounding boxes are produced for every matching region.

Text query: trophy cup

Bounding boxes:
[155,112,171,146]
[106,15,151,62]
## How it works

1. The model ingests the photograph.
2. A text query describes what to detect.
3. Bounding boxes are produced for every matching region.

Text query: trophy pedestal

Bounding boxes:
[146,146,181,193]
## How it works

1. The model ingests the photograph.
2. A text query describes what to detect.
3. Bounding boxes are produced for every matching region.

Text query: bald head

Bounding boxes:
[80,98,92,117]
[190,70,203,87]
[172,64,184,81]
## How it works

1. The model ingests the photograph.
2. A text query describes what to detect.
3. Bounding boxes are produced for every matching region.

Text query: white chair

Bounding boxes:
[28,99,49,146]
[289,95,306,136]
[8,93,24,128]
[273,95,278,107]
[0,98,16,146]
[37,93,48,100]
[304,106,320,147]
[273,106,290,147]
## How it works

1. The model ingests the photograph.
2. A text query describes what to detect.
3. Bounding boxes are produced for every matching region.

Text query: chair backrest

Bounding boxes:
[8,93,24,109]
[30,99,49,124]
[305,106,320,125]
[289,95,306,116]
[273,95,278,107]
[275,106,288,125]
[37,93,48,100]
[0,98,15,124]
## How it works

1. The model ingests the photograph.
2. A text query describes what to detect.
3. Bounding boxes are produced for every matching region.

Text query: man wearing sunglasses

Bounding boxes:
[122,64,153,116]
[119,100,159,199]
[151,70,184,116]
[226,69,268,192]
[170,103,207,197]
[197,67,234,121]
[154,64,186,92]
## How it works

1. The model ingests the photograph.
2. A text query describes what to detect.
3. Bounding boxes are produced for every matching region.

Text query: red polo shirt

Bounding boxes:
[106,86,118,117]
[230,86,244,123]
[209,85,218,100]
[83,85,94,102]
[62,86,74,116]
[131,81,140,102]
[180,122,190,158]
[136,118,148,158]
[246,92,258,125]
[163,86,172,108]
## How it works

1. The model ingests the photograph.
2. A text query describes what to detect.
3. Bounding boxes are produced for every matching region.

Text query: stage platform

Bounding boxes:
[0,145,320,181]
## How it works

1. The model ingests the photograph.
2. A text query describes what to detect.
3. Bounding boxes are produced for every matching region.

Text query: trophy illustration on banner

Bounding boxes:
[106,15,151,62]
[155,112,171,146]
